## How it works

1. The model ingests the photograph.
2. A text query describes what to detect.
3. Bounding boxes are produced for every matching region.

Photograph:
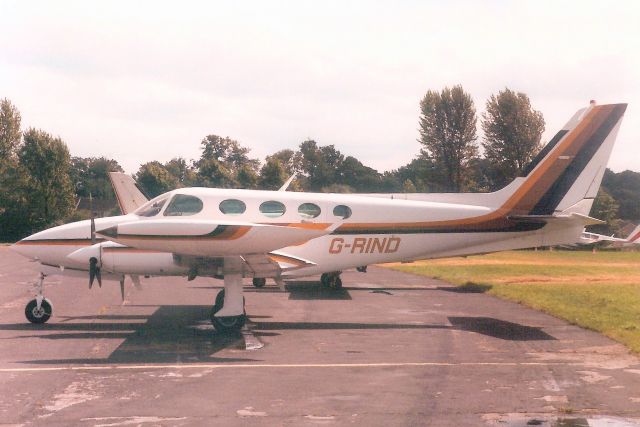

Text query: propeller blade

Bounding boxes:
[119,276,125,301]
[89,257,97,289]
[89,257,102,288]
[96,267,102,288]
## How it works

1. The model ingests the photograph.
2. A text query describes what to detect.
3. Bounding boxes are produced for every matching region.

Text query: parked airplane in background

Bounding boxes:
[11,103,628,332]
[575,224,640,247]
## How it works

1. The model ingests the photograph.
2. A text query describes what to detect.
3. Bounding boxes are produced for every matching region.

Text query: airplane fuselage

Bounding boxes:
[12,187,583,280]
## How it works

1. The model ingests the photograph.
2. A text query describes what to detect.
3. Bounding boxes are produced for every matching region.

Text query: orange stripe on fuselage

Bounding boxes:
[337,105,620,234]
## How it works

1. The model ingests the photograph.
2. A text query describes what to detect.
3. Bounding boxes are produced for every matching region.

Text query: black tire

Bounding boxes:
[211,313,246,333]
[214,289,225,311]
[25,298,52,324]
[328,276,343,290]
[252,277,266,288]
[211,289,246,333]
[320,273,329,287]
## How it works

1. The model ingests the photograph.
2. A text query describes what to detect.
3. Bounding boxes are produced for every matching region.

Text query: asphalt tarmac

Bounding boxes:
[0,246,639,426]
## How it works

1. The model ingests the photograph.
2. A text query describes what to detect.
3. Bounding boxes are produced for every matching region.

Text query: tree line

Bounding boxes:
[0,87,632,242]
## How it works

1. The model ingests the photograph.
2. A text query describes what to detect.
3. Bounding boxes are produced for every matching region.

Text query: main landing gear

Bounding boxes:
[252,277,266,288]
[210,257,247,333]
[25,273,53,324]
[320,271,343,290]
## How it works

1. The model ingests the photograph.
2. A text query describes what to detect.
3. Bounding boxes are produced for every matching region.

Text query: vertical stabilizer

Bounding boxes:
[108,172,149,215]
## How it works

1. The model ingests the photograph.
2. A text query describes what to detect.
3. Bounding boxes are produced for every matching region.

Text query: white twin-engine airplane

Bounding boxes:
[11,103,628,333]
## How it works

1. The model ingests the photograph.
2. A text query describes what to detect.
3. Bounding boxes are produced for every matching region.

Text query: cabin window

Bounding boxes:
[298,203,321,219]
[219,199,246,215]
[260,200,286,218]
[333,205,352,219]
[164,194,203,216]
[135,197,168,217]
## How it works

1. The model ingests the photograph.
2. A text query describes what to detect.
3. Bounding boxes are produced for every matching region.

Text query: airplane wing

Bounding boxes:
[243,252,316,277]
[96,219,333,257]
[108,172,149,214]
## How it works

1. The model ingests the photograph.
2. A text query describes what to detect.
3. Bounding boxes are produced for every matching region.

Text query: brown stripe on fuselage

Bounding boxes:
[114,225,251,241]
[335,105,624,235]
[14,238,105,246]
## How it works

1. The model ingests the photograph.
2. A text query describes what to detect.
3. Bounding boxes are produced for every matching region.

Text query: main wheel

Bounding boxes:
[211,290,246,333]
[328,275,343,290]
[320,273,329,287]
[25,298,52,324]
[252,277,266,288]
[211,313,246,333]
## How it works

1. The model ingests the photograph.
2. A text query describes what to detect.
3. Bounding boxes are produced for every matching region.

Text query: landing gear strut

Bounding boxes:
[211,257,247,333]
[320,272,343,290]
[25,273,53,324]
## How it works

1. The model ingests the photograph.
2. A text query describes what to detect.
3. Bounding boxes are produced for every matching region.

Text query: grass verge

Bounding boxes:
[386,250,640,353]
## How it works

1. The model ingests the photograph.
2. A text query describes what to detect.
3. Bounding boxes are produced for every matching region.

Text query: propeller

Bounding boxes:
[88,193,102,288]
[89,256,102,288]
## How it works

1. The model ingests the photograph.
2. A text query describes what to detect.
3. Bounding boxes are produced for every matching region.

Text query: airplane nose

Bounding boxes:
[10,238,38,259]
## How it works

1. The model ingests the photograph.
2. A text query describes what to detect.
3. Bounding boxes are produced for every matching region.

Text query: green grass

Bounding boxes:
[386,250,640,353]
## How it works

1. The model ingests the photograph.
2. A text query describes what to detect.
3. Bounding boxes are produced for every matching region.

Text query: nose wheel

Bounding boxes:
[25,273,53,324]
[25,298,52,323]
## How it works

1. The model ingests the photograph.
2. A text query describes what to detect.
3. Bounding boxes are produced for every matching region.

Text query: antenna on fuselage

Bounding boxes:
[278,174,297,192]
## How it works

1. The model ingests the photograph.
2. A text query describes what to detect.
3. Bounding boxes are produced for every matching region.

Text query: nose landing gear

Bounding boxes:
[25,273,52,324]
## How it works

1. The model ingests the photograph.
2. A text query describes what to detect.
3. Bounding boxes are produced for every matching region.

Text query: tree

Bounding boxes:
[338,156,382,192]
[601,169,640,221]
[195,135,260,188]
[482,88,545,189]
[0,98,21,160]
[135,161,179,197]
[18,128,75,232]
[0,98,23,211]
[266,149,297,176]
[588,188,620,235]
[294,140,344,191]
[164,157,197,187]
[71,156,124,199]
[419,85,478,192]
[259,157,288,190]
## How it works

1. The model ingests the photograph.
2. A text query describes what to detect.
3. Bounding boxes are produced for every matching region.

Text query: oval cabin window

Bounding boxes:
[260,200,286,218]
[333,205,352,219]
[298,203,321,219]
[164,194,204,216]
[219,199,247,216]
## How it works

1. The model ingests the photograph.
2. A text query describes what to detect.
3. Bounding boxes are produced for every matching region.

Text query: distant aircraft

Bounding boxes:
[11,103,628,332]
[574,224,640,247]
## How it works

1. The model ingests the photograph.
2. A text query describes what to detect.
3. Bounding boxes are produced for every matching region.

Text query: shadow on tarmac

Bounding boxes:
[1,305,555,366]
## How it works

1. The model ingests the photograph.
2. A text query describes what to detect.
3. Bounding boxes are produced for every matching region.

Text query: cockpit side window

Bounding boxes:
[164,194,204,216]
[135,197,168,217]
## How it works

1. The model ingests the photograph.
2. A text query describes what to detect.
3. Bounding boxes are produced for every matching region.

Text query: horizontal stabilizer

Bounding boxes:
[508,213,605,226]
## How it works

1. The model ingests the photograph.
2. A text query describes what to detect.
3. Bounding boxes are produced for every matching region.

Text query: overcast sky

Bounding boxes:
[1,1,639,175]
